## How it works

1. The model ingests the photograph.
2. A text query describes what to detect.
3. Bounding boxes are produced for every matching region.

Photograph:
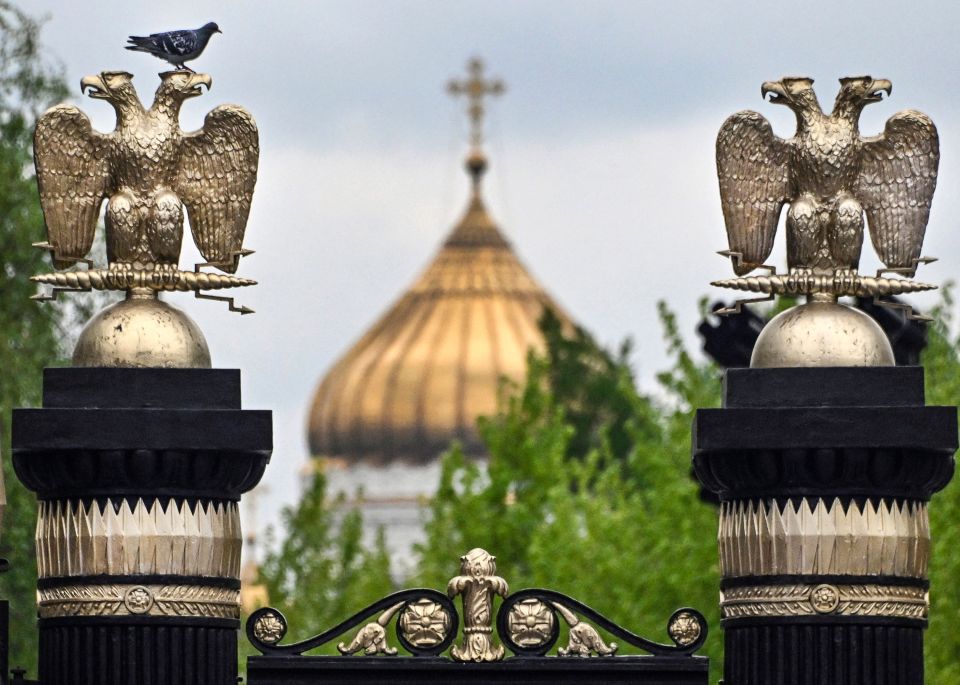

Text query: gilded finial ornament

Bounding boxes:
[448,57,504,151]
[714,76,939,367]
[447,547,509,662]
[32,69,260,367]
[445,55,506,242]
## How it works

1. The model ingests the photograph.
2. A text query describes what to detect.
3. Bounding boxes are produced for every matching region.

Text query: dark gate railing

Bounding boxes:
[245,547,709,685]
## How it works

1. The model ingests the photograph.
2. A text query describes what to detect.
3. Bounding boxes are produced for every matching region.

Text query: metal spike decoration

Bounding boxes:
[36,499,242,580]
[195,291,255,314]
[35,498,243,621]
[718,498,930,578]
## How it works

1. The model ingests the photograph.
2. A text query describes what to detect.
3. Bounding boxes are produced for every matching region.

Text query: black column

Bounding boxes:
[693,367,955,685]
[12,368,271,685]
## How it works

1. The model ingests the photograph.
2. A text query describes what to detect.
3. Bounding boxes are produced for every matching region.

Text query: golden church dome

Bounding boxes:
[307,151,570,465]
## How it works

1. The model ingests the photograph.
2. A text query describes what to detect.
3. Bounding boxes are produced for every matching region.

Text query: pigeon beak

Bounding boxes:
[81,74,108,99]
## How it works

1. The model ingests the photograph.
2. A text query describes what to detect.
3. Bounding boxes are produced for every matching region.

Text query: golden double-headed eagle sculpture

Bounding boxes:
[713,76,939,310]
[32,70,258,311]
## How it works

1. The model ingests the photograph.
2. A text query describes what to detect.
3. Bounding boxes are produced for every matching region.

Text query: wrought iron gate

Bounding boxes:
[246,548,709,685]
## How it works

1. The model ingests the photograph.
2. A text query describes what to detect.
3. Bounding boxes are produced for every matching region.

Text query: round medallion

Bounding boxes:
[506,598,556,648]
[123,586,155,615]
[668,610,702,647]
[399,599,452,648]
[253,610,287,645]
[810,584,841,614]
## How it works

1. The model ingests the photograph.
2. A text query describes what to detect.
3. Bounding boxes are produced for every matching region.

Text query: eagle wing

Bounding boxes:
[33,105,111,268]
[716,110,792,275]
[176,105,259,273]
[856,110,939,273]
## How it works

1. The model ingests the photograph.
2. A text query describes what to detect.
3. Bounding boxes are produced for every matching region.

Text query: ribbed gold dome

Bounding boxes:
[308,156,570,465]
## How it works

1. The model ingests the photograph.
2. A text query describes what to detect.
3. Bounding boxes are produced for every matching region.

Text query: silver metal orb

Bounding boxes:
[72,289,211,368]
[751,300,895,368]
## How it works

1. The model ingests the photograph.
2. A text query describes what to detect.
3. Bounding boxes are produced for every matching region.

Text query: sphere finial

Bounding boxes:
[750,300,894,368]
[465,149,488,192]
[72,291,211,368]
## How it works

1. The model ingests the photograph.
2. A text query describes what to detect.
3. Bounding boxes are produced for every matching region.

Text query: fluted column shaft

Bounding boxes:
[12,368,271,685]
[694,367,955,685]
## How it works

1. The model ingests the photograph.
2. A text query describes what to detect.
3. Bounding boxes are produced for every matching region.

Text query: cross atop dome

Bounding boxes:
[448,57,505,151]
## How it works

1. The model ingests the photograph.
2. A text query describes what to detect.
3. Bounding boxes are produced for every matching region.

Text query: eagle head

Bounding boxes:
[151,72,212,118]
[761,77,819,113]
[156,71,212,102]
[80,71,143,122]
[81,71,136,103]
[833,76,892,119]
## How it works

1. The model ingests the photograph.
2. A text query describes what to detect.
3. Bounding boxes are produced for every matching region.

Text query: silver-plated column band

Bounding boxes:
[721,583,928,621]
[719,498,929,578]
[37,498,241,579]
[38,583,240,619]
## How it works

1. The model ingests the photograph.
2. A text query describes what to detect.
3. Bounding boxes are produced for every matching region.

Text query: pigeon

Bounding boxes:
[126,22,222,72]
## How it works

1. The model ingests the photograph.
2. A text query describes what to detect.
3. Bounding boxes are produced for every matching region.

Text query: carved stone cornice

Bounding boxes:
[721,583,927,621]
[37,498,241,579]
[38,583,239,619]
[14,447,268,500]
[719,497,929,578]
[694,445,954,501]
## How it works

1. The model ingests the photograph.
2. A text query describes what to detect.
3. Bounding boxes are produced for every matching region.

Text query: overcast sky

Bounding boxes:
[28,0,960,537]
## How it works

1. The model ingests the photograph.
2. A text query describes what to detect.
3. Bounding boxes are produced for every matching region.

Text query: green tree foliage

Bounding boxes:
[0,2,69,672]
[256,472,395,651]
[413,296,960,683]
[413,304,723,680]
[261,294,960,682]
[537,310,647,463]
[921,284,960,683]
